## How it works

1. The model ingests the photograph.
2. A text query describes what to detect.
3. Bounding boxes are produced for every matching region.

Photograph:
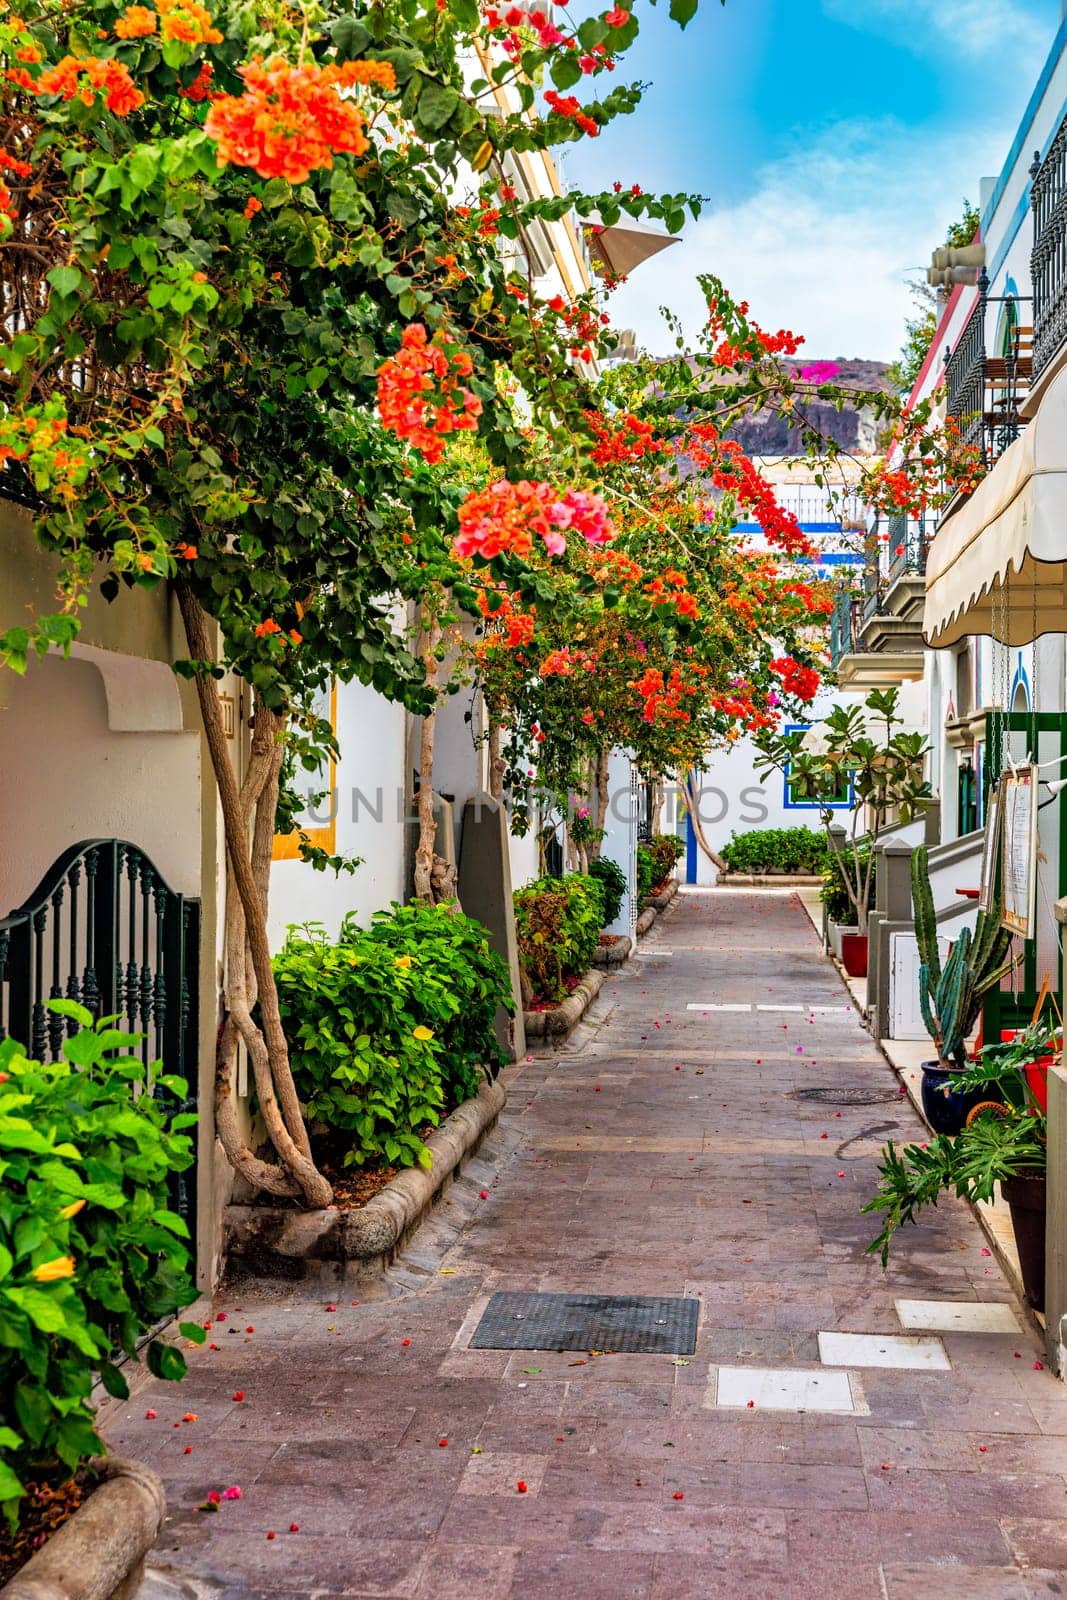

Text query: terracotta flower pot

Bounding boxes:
[1001,1172,1046,1312]
[839,932,868,978]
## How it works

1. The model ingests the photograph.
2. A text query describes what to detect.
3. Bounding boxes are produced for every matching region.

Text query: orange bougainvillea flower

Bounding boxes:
[243,195,262,218]
[376,323,481,464]
[34,55,145,115]
[156,0,223,45]
[114,4,156,37]
[254,618,281,637]
[204,57,394,185]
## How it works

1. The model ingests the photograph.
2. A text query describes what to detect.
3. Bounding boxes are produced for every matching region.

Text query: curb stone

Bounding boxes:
[591,935,632,969]
[0,1457,165,1600]
[523,968,605,1044]
[221,1075,506,1282]
[716,873,825,888]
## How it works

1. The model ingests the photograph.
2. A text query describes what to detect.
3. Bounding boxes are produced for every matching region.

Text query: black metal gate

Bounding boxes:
[0,839,200,1239]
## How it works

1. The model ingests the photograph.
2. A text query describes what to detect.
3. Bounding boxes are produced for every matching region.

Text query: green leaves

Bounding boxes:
[668,0,698,25]
[416,81,461,132]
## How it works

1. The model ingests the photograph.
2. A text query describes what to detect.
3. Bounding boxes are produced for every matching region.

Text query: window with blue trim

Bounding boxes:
[782,723,853,811]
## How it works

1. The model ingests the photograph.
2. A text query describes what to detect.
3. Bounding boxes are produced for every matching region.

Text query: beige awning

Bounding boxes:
[924,364,1067,648]
[583,213,679,279]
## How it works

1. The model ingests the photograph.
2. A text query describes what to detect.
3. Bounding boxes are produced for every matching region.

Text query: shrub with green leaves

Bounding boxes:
[588,856,627,926]
[636,844,654,905]
[275,904,511,1170]
[720,827,830,876]
[819,847,875,926]
[0,1006,201,1531]
[649,832,685,885]
[514,873,606,1002]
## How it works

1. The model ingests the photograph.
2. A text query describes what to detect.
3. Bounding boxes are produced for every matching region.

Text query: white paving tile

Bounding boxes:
[712,1365,856,1413]
[895,1299,1022,1335]
[818,1331,950,1371]
[685,1003,752,1012]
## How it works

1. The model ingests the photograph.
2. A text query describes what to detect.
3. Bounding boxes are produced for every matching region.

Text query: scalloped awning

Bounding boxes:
[923,365,1067,649]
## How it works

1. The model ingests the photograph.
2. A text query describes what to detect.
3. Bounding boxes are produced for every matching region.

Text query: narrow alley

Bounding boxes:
[106,890,1067,1600]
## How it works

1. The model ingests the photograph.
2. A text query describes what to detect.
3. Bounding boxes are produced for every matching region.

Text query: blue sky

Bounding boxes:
[565,0,1061,359]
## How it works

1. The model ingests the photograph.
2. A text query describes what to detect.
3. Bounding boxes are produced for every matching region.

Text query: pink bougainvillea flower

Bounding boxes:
[479,1190,489,1199]
[223,1485,243,1500]
[799,361,839,384]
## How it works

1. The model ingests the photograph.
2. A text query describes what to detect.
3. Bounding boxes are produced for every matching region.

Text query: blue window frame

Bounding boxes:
[782,722,854,811]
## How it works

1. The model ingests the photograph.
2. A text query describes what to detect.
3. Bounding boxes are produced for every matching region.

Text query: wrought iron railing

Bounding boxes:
[1032,117,1067,379]
[944,286,1032,474]
[829,588,861,667]
[886,513,928,583]
[0,839,200,1232]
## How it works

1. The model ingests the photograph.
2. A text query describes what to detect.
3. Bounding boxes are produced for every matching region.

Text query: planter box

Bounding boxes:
[649,878,678,913]
[524,969,605,1044]
[718,874,825,888]
[0,1456,165,1600]
[827,921,849,961]
[592,935,632,969]
[222,1075,506,1282]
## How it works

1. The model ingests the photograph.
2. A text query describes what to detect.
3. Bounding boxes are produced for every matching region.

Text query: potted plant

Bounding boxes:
[755,687,931,978]
[819,847,872,964]
[864,1025,1050,1309]
[912,843,1017,1135]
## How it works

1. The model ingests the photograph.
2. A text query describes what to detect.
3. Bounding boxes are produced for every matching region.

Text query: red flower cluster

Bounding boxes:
[706,294,803,368]
[634,666,693,725]
[454,480,614,562]
[376,323,481,465]
[34,55,145,115]
[204,57,395,184]
[771,656,820,702]
[0,146,31,234]
[179,61,216,101]
[544,89,599,137]
[686,426,814,559]
[584,409,671,467]
[543,297,609,360]
[646,569,699,621]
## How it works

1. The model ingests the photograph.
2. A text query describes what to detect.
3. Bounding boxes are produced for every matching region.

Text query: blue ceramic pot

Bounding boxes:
[920,1060,986,1137]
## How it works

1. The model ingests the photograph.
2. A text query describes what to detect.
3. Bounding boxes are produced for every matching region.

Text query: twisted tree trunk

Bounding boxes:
[679,770,727,872]
[177,582,332,1208]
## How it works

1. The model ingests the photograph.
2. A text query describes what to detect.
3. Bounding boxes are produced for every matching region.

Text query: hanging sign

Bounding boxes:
[978,779,1001,915]
[1001,765,1039,938]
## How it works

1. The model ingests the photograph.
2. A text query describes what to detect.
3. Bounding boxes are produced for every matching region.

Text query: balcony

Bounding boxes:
[1032,113,1067,382]
[828,524,928,689]
[944,291,1032,468]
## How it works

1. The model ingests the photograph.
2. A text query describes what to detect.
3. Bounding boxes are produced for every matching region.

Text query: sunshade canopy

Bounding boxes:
[583,212,680,278]
[923,363,1067,649]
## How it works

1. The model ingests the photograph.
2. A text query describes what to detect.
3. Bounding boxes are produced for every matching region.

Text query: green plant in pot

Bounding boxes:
[864,1022,1050,1309]
[912,843,1017,1136]
[754,687,931,977]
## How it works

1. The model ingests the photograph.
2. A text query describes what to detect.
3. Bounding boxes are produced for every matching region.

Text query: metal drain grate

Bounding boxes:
[469,1291,699,1354]
[794,1085,903,1106]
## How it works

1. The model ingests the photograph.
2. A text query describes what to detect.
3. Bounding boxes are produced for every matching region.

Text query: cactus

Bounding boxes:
[911,845,941,991]
[913,847,1015,1069]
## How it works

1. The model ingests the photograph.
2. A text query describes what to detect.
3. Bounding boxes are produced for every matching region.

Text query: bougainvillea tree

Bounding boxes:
[0,0,977,1204]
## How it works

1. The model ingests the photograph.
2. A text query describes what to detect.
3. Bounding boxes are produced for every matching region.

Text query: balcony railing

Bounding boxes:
[829,586,869,667]
[1032,114,1067,380]
[944,289,1031,470]
[885,513,929,584]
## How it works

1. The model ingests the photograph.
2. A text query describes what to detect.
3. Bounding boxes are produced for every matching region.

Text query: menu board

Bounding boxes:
[978,781,1001,915]
[1001,766,1038,938]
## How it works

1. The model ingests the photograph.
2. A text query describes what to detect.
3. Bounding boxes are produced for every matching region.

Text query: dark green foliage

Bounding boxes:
[636,844,654,905]
[588,856,627,925]
[514,873,606,1002]
[720,826,830,876]
[274,905,511,1169]
[0,1008,199,1529]
[648,832,685,884]
[820,848,875,926]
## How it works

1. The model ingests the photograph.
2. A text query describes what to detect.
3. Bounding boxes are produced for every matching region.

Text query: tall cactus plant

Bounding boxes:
[911,845,1015,1069]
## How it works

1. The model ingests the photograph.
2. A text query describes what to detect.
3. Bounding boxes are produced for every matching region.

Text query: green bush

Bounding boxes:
[720,826,830,876]
[514,873,605,1002]
[0,1007,200,1531]
[649,832,684,885]
[636,844,654,904]
[275,905,511,1171]
[588,856,626,925]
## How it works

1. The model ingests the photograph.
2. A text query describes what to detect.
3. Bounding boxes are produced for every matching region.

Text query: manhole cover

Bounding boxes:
[469,1291,699,1354]
[794,1085,902,1106]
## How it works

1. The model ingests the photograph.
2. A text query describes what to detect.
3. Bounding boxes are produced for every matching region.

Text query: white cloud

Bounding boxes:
[608,116,1015,360]
[821,0,1053,60]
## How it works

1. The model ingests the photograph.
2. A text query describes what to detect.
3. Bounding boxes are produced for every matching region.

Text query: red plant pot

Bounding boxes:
[840,932,868,978]
[1000,1030,1053,1114]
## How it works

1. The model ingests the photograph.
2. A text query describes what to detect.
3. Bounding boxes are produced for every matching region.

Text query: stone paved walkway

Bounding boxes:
[106,888,1067,1600]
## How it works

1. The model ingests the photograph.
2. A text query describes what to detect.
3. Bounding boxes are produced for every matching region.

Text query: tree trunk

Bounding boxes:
[413,616,442,904]
[176,582,332,1209]
[487,714,505,802]
[679,772,727,871]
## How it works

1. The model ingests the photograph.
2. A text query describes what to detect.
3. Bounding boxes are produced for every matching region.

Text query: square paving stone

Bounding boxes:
[469,1292,699,1354]
[711,1366,856,1414]
[818,1332,949,1371]
[894,1299,1021,1335]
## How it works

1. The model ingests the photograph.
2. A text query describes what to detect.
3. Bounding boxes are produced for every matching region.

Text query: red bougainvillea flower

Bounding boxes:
[34,55,145,115]
[254,618,281,637]
[179,61,215,101]
[376,323,481,463]
[204,57,395,184]
[454,480,614,562]
[770,655,820,702]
